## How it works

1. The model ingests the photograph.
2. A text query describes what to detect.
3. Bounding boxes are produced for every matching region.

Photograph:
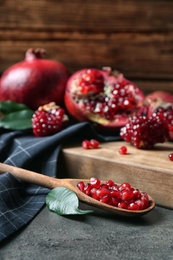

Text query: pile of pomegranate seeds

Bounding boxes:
[77,177,150,210]
[82,139,100,149]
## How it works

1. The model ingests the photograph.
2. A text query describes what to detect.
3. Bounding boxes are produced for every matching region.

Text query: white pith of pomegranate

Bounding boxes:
[0,48,71,110]
[64,67,145,132]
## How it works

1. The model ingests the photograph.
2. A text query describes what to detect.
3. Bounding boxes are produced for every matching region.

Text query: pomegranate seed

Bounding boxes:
[140,196,149,209]
[128,202,140,210]
[100,195,111,204]
[121,190,134,201]
[105,179,115,187]
[168,153,173,161]
[119,145,127,155]
[84,183,92,195]
[141,192,149,200]
[118,201,128,209]
[135,199,144,210]
[132,189,141,199]
[82,140,91,149]
[110,190,121,200]
[119,182,132,191]
[90,139,100,148]
[89,177,101,188]
[77,181,85,192]
[90,188,100,200]
[110,197,119,206]
[96,188,110,199]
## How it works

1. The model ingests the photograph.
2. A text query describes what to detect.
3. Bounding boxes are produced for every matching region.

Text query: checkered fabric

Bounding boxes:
[0,122,119,242]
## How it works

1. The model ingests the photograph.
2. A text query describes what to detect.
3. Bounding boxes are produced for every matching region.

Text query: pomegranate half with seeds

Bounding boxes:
[64,67,144,132]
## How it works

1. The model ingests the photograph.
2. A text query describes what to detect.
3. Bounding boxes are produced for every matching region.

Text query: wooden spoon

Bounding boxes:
[0,162,155,217]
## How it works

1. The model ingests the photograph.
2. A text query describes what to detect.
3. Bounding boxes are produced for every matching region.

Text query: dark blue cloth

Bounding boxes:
[0,122,120,242]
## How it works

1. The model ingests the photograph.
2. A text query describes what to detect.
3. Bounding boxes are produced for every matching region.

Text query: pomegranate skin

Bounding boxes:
[64,67,145,132]
[0,49,71,110]
[145,91,173,104]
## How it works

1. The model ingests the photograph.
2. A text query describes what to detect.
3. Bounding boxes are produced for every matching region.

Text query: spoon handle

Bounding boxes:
[0,162,61,189]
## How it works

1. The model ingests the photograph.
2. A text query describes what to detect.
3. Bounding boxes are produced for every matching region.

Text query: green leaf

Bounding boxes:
[0,101,34,130]
[0,100,31,113]
[46,187,93,215]
[0,110,33,129]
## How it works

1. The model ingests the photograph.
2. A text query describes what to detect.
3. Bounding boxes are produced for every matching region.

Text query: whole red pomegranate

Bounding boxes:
[0,48,71,110]
[64,67,144,132]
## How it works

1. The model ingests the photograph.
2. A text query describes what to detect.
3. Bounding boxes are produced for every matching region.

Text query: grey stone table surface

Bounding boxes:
[0,204,173,260]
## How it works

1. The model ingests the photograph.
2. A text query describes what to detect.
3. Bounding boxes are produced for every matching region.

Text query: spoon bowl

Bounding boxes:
[0,162,155,217]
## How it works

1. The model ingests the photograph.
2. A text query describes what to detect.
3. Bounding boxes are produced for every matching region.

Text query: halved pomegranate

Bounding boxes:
[64,67,145,132]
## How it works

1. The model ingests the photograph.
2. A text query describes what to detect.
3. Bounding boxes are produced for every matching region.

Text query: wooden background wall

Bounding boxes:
[0,0,173,93]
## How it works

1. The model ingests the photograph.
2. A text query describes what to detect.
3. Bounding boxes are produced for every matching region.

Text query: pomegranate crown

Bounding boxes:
[25,48,47,61]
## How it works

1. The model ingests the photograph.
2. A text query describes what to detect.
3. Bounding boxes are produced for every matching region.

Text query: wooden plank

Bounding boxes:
[0,0,173,32]
[1,32,173,79]
[1,1,173,94]
[1,37,173,93]
[61,141,173,209]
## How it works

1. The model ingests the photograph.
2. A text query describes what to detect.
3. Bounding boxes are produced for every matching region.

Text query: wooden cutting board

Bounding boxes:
[61,141,173,209]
